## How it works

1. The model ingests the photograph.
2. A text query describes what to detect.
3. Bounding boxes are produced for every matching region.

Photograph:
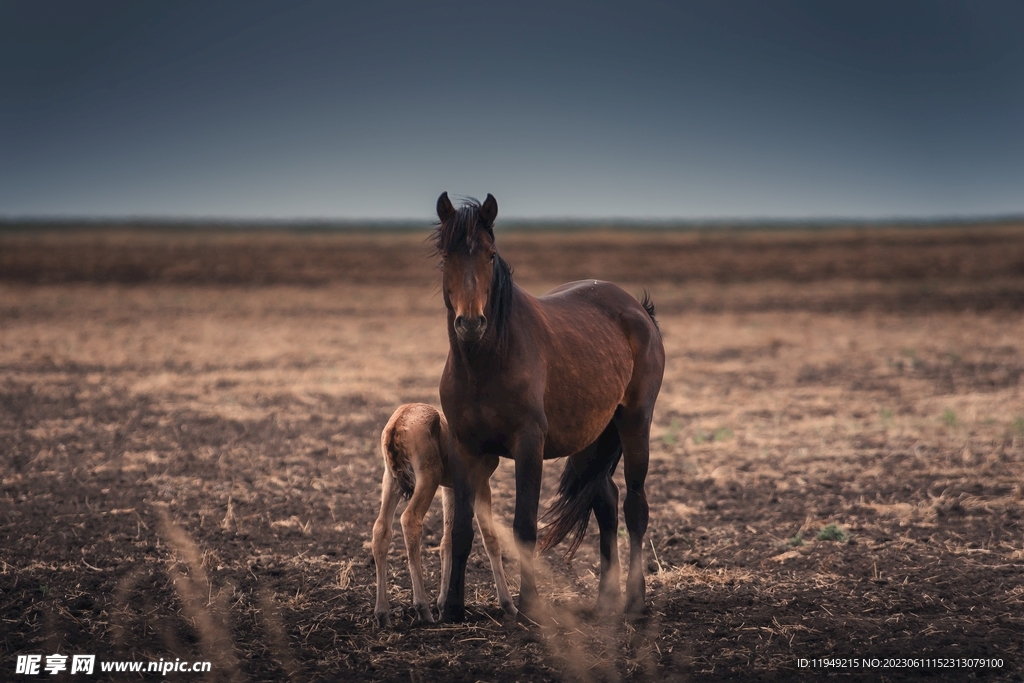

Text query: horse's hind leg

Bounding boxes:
[615,410,652,616]
[400,471,441,624]
[592,473,622,613]
[372,468,402,628]
[475,476,517,617]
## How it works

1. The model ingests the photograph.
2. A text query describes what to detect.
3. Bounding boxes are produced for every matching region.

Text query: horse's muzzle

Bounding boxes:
[454,315,487,343]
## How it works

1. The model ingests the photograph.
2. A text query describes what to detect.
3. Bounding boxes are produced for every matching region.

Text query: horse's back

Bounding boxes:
[542,279,665,394]
[539,280,660,347]
[528,281,664,457]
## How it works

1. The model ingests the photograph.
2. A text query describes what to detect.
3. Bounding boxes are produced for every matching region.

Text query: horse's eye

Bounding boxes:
[488,253,495,262]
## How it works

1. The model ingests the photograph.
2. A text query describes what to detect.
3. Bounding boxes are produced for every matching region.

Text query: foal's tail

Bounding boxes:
[538,421,622,558]
[381,405,442,501]
[382,425,417,501]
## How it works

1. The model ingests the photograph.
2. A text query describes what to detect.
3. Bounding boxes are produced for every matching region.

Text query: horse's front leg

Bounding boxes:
[440,441,488,623]
[512,428,545,623]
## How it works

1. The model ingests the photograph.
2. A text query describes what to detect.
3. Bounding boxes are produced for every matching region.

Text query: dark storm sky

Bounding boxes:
[2,1,1022,220]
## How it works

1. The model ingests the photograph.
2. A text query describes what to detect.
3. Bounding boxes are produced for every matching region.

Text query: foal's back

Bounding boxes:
[380,403,450,495]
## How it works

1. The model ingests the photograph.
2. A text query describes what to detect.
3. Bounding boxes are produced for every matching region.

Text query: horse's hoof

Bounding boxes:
[414,605,435,624]
[595,588,622,616]
[624,596,648,619]
[441,603,465,623]
[374,611,392,629]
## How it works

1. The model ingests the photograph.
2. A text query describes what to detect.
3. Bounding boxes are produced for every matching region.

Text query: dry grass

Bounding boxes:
[158,510,243,682]
[2,226,1023,681]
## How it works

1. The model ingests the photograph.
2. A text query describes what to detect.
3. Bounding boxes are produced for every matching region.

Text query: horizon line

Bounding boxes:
[2,213,1023,228]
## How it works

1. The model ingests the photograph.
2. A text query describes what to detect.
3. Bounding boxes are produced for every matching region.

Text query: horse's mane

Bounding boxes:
[432,198,483,256]
[432,198,514,351]
[489,252,514,350]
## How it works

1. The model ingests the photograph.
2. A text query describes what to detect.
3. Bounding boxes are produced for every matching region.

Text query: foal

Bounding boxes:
[371,403,516,627]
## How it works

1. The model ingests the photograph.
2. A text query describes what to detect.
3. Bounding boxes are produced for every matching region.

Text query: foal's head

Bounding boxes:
[433,192,511,345]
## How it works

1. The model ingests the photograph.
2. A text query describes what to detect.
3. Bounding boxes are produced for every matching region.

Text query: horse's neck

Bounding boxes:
[449,331,503,375]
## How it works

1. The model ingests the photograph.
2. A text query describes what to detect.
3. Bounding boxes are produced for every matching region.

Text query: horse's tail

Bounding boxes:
[382,414,418,501]
[639,289,659,331]
[538,421,622,558]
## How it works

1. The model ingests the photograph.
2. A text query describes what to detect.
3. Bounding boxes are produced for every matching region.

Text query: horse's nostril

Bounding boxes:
[456,315,485,332]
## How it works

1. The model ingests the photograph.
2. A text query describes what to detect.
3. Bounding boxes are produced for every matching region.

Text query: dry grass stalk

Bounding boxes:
[158,510,243,682]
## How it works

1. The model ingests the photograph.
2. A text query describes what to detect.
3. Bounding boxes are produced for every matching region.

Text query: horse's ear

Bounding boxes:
[480,193,498,226]
[437,192,456,223]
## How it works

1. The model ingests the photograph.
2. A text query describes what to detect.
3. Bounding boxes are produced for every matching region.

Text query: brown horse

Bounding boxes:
[371,403,516,628]
[434,192,665,623]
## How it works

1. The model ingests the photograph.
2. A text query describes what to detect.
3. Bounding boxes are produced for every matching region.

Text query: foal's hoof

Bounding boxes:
[500,599,518,619]
[374,610,392,629]
[414,604,436,624]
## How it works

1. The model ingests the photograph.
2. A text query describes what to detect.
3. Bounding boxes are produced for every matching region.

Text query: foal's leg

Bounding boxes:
[436,486,454,613]
[474,473,517,617]
[616,411,652,616]
[592,473,622,613]
[400,469,441,623]
[371,468,402,628]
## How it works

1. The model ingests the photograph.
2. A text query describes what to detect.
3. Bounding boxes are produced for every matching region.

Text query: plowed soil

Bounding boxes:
[2,225,1023,681]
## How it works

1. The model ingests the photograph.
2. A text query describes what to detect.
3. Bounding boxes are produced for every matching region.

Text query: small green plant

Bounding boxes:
[1012,417,1024,436]
[39,585,49,596]
[662,419,680,447]
[900,347,924,369]
[816,524,846,542]
[713,427,734,442]
[693,429,707,445]
[941,408,958,428]
[787,534,804,547]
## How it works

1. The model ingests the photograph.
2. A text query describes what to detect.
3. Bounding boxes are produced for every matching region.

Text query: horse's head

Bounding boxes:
[434,192,504,344]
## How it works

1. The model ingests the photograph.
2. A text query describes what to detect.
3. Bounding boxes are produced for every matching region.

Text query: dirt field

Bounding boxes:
[2,225,1023,681]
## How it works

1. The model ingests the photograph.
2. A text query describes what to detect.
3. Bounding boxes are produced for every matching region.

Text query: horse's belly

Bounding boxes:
[540,346,632,459]
[541,389,623,460]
